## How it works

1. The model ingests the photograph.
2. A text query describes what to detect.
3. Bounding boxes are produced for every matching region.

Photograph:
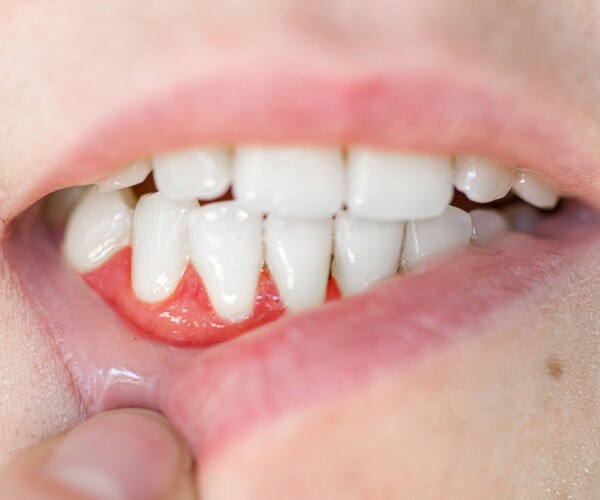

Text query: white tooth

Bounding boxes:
[511,170,559,209]
[233,147,344,217]
[153,147,232,201]
[265,215,333,311]
[454,156,514,203]
[470,208,509,246]
[45,186,90,228]
[504,202,541,232]
[402,206,472,269]
[96,160,151,192]
[63,187,134,273]
[187,202,263,321]
[132,192,197,302]
[332,213,404,296]
[347,149,454,220]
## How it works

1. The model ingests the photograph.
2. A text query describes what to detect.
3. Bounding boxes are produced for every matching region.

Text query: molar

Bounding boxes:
[511,169,559,209]
[470,208,509,246]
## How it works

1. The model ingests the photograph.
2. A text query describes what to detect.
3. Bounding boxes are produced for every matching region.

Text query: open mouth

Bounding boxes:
[4,66,600,463]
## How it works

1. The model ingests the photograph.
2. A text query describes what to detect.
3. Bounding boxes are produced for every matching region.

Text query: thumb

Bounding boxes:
[0,409,196,499]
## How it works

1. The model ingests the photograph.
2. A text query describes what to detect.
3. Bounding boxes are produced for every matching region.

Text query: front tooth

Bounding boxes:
[454,156,514,203]
[153,147,232,201]
[187,202,263,321]
[332,212,404,295]
[511,170,559,209]
[63,187,134,273]
[265,215,333,312]
[132,192,198,302]
[96,160,152,192]
[470,208,509,246]
[347,149,454,220]
[402,206,472,269]
[233,147,344,217]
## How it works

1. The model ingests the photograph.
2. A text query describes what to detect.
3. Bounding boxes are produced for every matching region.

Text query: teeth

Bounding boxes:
[402,206,472,269]
[132,192,198,302]
[347,149,454,220]
[511,170,559,209]
[504,202,542,232]
[63,187,134,272]
[454,156,514,203]
[187,202,263,321]
[153,147,232,201]
[470,208,509,246]
[233,147,344,217]
[265,215,333,311]
[332,212,404,295]
[96,160,152,192]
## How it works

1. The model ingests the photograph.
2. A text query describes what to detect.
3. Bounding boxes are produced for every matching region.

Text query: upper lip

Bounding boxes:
[3,51,600,224]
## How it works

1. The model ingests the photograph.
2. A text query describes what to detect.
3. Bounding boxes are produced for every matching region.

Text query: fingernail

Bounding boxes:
[45,410,184,500]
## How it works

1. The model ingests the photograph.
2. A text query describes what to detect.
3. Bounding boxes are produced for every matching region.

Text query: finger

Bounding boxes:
[0,408,196,499]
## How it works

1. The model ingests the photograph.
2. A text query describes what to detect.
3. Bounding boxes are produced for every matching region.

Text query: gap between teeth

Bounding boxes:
[59,147,559,322]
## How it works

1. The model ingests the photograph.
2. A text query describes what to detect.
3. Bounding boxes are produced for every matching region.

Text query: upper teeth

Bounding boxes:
[60,145,560,321]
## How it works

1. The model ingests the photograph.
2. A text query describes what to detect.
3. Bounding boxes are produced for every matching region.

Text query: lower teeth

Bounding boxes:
[51,147,558,323]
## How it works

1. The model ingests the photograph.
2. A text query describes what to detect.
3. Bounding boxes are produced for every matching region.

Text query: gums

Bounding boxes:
[83,247,341,347]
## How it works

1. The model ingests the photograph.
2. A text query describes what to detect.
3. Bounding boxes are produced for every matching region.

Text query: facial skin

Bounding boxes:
[1,0,599,497]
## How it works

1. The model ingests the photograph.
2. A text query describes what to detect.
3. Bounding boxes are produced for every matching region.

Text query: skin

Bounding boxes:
[0,0,600,497]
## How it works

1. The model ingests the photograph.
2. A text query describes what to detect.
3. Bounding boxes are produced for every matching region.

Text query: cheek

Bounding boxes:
[198,290,600,499]
[0,267,84,465]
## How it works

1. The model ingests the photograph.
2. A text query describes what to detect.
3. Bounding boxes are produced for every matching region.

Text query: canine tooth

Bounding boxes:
[233,147,344,217]
[63,187,134,273]
[470,209,509,246]
[153,147,232,201]
[511,170,559,209]
[265,215,333,311]
[402,206,472,268]
[188,202,263,321]
[454,156,514,203]
[347,149,454,220]
[132,192,197,302]
[332,212,404,295]
[504,202,542,232]
[96,160,151,192]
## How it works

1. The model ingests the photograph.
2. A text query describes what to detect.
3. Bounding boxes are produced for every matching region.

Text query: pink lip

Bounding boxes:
[7,201,600,460]
[6,65,599,221]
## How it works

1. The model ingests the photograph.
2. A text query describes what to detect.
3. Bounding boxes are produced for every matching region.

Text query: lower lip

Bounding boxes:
[6,201,600,460]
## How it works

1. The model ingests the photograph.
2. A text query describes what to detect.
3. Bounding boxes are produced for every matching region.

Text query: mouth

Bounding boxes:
[4,64,600,463]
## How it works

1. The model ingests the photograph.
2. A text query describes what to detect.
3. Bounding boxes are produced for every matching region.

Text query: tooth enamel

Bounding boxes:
[187,202,263,321]
[63,187,134,273]
[132,192,198,302]
[332,212,404,295]
[233,147,344,217]
[153,147,232,201]
[347,149,454,221]
[454,156,514,203]
[504,202,542,232]
[470,208,509,246]
[265,215,333,311]
[511,170,559,209]
[96,160,152,192]
[402,206,472,268]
